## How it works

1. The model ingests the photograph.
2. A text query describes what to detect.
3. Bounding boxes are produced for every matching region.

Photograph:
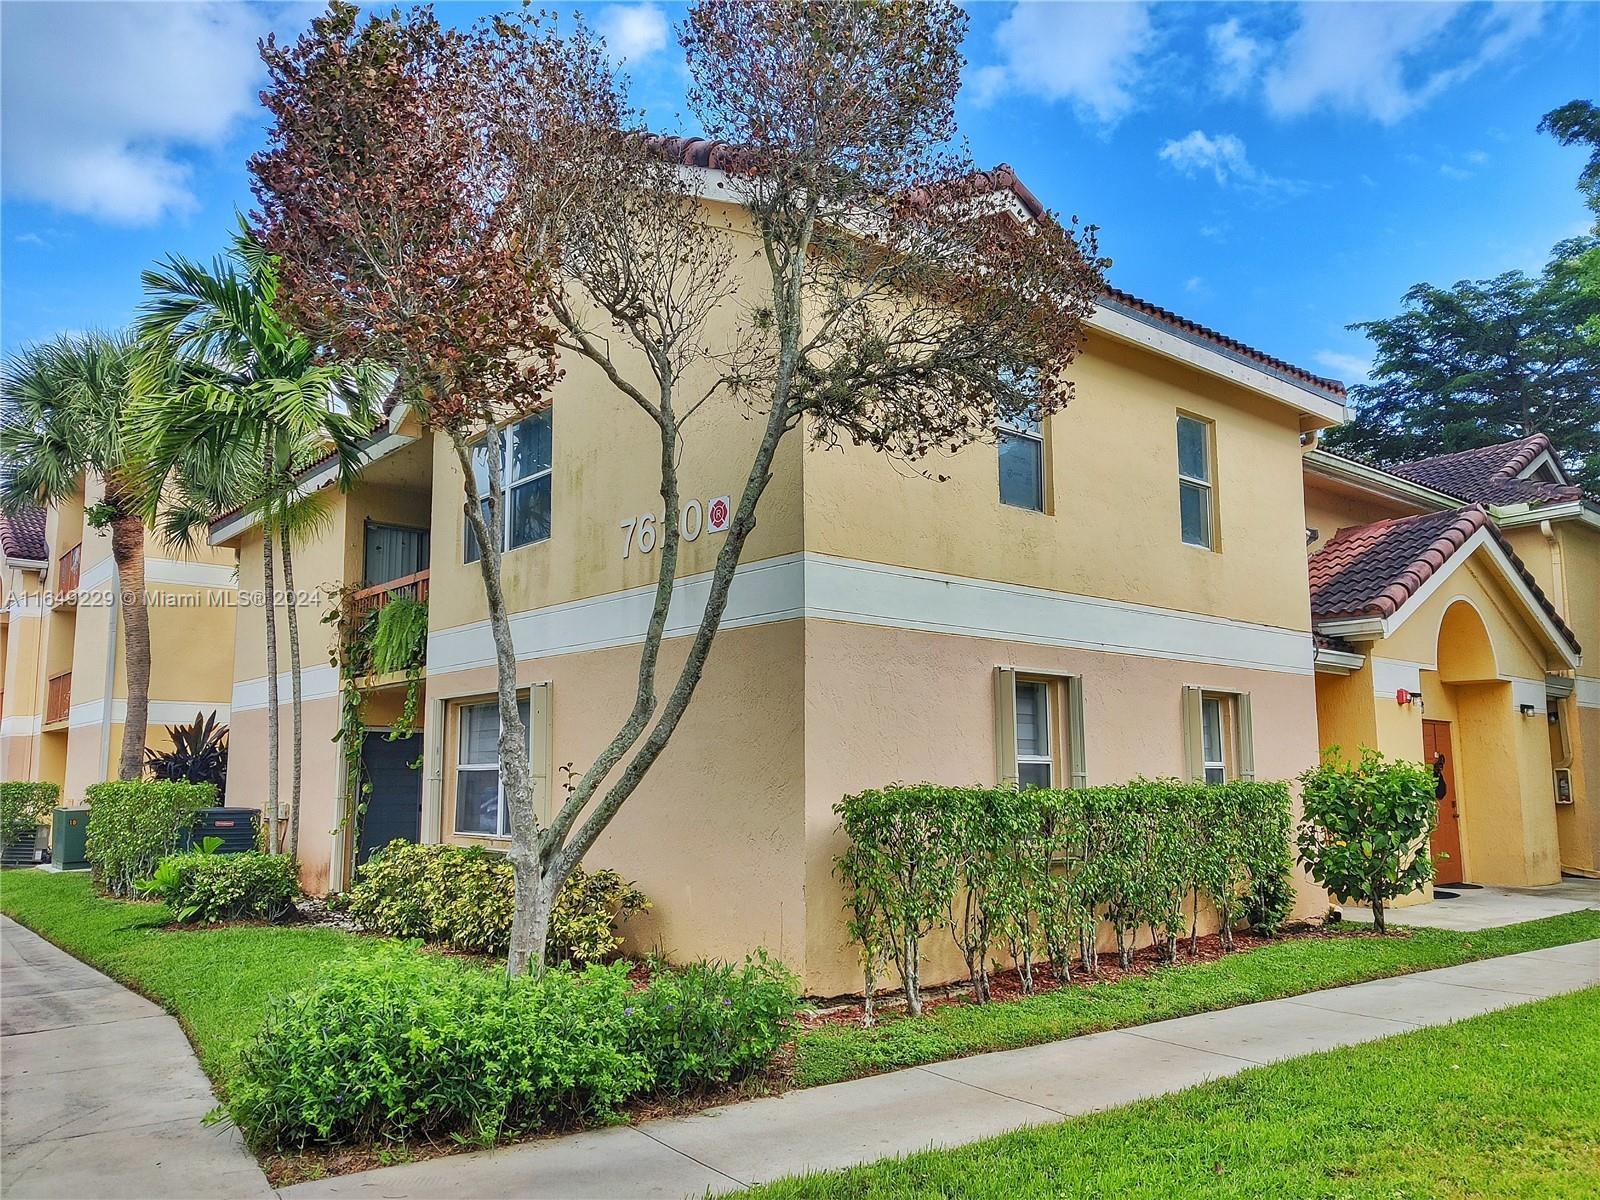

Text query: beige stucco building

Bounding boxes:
[0,479,236,797]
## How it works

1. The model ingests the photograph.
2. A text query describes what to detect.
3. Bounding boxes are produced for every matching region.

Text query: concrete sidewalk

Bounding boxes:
[1338,875,1600,931]
[0,915,274,1200]
[283,937,1600,1200]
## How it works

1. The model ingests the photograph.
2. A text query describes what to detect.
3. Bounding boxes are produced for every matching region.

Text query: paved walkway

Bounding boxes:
[0,916,274,1200]
[283,937,1600,1200]
[1339,875,1600,930]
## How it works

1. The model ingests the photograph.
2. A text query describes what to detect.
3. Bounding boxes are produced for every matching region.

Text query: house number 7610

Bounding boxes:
[620,496,731,559]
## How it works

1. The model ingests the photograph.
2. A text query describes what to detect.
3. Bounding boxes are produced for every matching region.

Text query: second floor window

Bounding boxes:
[466,411,553,562]
[998,411,1046,512]
[1177,413,1215,549]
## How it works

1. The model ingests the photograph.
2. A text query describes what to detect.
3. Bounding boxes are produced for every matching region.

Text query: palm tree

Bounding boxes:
[1,333,155,780]
[127,231,384,856]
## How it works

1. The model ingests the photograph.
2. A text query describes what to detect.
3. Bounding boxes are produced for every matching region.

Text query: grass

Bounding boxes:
[751,986,1600,1199]
[0,869,386,1086]
[793,910,1600,1086]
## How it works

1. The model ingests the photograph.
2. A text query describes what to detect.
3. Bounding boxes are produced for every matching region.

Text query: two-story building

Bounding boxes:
[0,478,236,796]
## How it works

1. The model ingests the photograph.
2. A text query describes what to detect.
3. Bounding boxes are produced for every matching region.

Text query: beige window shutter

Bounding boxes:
[1066,675,1088,788]
[1236,691,1256,781]
[1181,685,1205,782]
[994,666,1019,788]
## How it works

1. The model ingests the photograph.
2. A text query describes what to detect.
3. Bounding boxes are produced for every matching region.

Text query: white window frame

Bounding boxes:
[997,411,1046,513]
[1176,413,1215,550]
[452,695,531,838]
[1014,677,1054,789]
[1200,692,1229,785]
[466,412,553,562]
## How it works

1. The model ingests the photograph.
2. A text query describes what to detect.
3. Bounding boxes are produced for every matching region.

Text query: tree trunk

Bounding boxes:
[1372,895,1386,934]
[110,514,150,781]
[262,525,281,854]
[903,932,923,1018]
[280,533,304,860]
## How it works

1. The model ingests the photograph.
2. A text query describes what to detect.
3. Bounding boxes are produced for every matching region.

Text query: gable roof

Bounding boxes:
[1389,434,1584,507]
[1307,504,1581,657]
[0,506,48,564]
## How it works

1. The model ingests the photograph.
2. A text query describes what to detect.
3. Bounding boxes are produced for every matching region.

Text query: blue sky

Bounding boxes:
[3,1,1597,387]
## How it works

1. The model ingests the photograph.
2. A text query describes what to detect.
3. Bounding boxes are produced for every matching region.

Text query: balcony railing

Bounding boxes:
[56,544,81,600]
[45,672,71,726]
[351,569,430,616]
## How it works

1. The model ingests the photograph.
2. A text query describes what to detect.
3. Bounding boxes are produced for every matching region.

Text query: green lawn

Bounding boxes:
[794,910,1600,1086]
[751,986,1600,1199]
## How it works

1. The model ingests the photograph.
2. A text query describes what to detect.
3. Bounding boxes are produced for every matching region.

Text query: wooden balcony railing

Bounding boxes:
[57,544,81,598]
[351,569,430,616]
[45,672,71,726]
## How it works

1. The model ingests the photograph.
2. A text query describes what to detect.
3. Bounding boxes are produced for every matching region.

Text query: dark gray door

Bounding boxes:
[357,731,422,864]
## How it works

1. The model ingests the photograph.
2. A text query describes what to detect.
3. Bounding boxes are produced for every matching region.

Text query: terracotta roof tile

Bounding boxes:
[0,506,48,562]
[1390,434,1583,506]
[1307,505,1580,655]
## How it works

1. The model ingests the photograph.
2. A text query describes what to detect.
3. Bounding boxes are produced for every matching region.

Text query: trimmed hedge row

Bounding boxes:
[140,850,300,923]
[84,780,217,897]
[835,781,1294,1018]
[0,781,60,847]
[344,841,650,965]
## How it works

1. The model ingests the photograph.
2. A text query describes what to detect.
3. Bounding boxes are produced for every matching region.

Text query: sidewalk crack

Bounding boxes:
[632,1125,750,1191]
[912,1064,1069,1117]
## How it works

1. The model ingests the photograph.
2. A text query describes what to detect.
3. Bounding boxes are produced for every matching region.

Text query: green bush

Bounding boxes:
[629,951,803,1095]
[0,781,59,847]
[1298,747,1436,933]
[345,842,649,962]
[233,945,803,1148]
[141,850,300,923]
[84,780,216,897]
[835,779,1296,1012]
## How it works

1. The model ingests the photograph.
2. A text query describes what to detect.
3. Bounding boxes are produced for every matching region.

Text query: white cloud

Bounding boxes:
[1262,2,1545,125]
[0,2,270,224]
[1206,17,1262,98]
[597,4,669,64]
[977,1,1156,125]
[1314,350,1372,383]
[1158,130,1300,193]
[1439,162,1472,181]
[1184,275,1205,294]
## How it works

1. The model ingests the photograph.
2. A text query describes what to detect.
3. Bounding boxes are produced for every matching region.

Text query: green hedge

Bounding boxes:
[233,946,802,1148]
[141,850,301,923]
[835,780,1293,1017]
[0,781,60,846]
[84,780,216,897]
[345,842,649,964]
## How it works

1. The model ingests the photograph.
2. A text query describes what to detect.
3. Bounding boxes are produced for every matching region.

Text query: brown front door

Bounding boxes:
[1424,719,1463,885]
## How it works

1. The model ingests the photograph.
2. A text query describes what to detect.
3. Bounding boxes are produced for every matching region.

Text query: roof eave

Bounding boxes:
[1303,447,1463,511]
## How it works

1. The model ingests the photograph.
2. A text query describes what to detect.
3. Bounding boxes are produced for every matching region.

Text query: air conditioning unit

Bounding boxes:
[1553,768,1574,805]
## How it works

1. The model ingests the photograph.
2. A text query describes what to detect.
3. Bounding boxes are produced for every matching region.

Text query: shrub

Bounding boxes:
[140,849,300,923]
[0,781,59,847]
[1298,747,1436,933]
[84,780,216,897]
[233,949,648,1148]
[144,711,229,789]
[629,951,803,1095]
[345,842,648,962]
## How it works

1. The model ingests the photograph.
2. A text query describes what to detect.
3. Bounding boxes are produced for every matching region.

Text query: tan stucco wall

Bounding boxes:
[1302,475,1426,554]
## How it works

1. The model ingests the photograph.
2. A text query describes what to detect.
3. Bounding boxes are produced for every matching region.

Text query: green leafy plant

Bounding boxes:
[144,711,229,789]
[0,781,60,847]
[84,780,215,897]
[138,849,300,923]
[1297,747,1437,933]
[344,842,648,962]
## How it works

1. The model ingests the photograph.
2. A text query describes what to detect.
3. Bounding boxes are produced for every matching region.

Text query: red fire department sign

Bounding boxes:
[707,496,731,534]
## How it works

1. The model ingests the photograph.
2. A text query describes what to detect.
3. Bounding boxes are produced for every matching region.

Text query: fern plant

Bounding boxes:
[370,596,428,675]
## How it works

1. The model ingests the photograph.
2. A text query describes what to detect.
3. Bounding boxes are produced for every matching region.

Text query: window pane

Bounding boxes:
[1180,481,1212,548]
[1177,416,1209,481]
[999,431,1044,511]
[1018,760,1052,790]
[456,770,499,834]
[465,498,495,563]
[1204,765,1226,786]
[512,413,552,482]
[471,440,493,498]
[1201,696,1224,764]
[508,475,552,549]
[1016,680,1049,758]
[461,702,499,764]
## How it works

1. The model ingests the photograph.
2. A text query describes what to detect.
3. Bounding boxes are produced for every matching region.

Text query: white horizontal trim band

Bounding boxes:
[65,699,231,728]
[231,664,341,713]
[1578,677,1600,710]
[78,556,239,593]
[1,715,42,737]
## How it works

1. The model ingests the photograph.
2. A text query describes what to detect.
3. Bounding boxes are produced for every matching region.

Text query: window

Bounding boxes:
[454,696,531,836]
[1176,413,1214,549]
[466,412,553,562]
[1200,694,1228,785]
[1015,679,1053,789]
[363,521,430,587]
[998,411,1046,512]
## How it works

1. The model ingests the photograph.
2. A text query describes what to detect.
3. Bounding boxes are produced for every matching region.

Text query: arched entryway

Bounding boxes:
[1425,601,1501,884]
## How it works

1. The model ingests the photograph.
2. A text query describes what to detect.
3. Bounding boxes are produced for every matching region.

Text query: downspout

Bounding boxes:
[1539,520,1569,618]
[99,563,120,784]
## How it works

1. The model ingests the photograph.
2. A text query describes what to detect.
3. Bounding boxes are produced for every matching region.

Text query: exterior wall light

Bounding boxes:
[1519,703,1537,717]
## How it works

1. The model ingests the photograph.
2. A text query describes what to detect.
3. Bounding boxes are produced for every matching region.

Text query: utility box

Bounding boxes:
[50,808,90,871]
[182,808,261,855]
